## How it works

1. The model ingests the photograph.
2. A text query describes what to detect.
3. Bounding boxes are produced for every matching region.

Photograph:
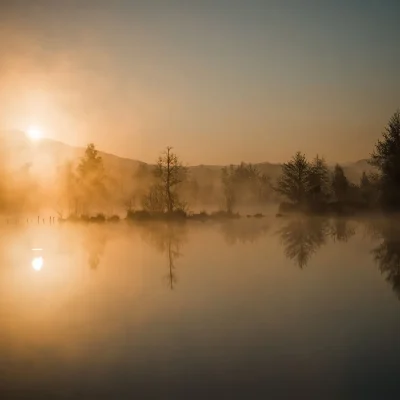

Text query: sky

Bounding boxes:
[0,0,399,165]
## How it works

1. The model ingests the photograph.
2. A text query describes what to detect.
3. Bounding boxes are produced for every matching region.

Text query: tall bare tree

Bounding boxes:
[221,165,236,213]
[144,147,187,213]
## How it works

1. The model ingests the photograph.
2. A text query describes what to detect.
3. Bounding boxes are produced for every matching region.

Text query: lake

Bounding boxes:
[1,217,400,399]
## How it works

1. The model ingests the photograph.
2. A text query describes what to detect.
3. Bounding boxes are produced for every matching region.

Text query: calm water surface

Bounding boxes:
[1,217,400,399]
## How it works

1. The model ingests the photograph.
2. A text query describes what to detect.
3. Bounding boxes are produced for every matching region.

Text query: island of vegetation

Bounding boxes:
[6,110,398,223]
[54,110,400,222]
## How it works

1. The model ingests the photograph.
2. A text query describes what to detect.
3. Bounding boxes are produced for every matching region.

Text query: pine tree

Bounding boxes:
[307,155,330,204]
[276,152,311,205]
[370,110,400,210]
[221,165,236,213]
[331,164,349,202]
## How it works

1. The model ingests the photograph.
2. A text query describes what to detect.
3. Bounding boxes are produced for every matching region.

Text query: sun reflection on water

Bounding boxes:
[31,256,44,271]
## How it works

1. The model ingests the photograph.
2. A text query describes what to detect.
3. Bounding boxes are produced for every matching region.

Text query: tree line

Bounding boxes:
[55,110,400,219]
[56,145,274,219]
[275,110,400,214]
[275,153,377,214]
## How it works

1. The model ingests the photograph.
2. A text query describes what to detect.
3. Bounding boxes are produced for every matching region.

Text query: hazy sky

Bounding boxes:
[0,0,399,164]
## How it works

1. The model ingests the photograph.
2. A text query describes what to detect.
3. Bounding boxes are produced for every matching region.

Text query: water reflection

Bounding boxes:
[31,256,44,271]
[274,216,400,300]
[278,217,330,268]
[82,227,108,270]
[220,220,270,245]
[372,223,400,299]
[139,222,188,290]
[5,216,400,300]
[2,218,400,399]
[329,218,356,243]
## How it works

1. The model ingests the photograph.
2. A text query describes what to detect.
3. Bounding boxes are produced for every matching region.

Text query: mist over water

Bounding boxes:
[1,1,399,398]
[1,217,400,399]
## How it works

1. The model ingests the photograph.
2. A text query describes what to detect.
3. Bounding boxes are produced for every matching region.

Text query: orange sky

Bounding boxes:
[0,1,399,164]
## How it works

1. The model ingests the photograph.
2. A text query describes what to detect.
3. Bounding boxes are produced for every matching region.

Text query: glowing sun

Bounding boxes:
[27,126,43,141]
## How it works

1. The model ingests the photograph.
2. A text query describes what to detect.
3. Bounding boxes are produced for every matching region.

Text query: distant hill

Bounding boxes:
[189,160,375,185]
[0,130,145,185]
[340,159,375,182]
[0,130,375,185]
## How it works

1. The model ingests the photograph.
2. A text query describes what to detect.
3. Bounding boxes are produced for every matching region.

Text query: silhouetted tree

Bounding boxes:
[78,143,104,182]
[359,171,378,207]
[235,162,271,203]
[369,110,400,211]
[221,163,271,212]
[360,171,370,186]
[258,173,272,202]
[142,184,165,212]
[276,152,310,205]
[331,164,349,202]
[307,155,330,206]
[144,147,187,213]
[77,144,106,214]
[221,165,236,213]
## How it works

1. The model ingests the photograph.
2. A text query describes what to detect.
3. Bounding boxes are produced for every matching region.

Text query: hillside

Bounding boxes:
[0,130,374,185]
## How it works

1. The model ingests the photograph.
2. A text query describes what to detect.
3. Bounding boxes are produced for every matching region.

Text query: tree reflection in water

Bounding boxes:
[139,222,188,290]
[61,216,400,300]
[82,226,108,270]
[329,218,356,243]
[278,217,331,268]
[372,223,400,299]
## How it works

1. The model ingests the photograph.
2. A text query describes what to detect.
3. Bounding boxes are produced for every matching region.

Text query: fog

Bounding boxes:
[1,1,399,398]
[0,131,282,219]
[0,130,377,221]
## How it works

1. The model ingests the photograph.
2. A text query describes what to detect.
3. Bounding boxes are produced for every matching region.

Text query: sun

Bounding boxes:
[27,126,43,141]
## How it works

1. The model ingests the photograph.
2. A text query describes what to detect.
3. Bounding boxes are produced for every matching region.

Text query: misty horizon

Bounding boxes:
[0,128,378,167]
[1,1,399,164]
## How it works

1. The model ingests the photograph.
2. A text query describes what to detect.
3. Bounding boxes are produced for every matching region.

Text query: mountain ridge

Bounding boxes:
[0,130,373,183]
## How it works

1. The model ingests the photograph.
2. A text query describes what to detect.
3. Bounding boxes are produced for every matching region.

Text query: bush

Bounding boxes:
[65,214,81,222]
[211,210,240,219]
[90,214,106,223]
[170,209,187,219]
[189,211,209,221]
[64,213,106,223]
